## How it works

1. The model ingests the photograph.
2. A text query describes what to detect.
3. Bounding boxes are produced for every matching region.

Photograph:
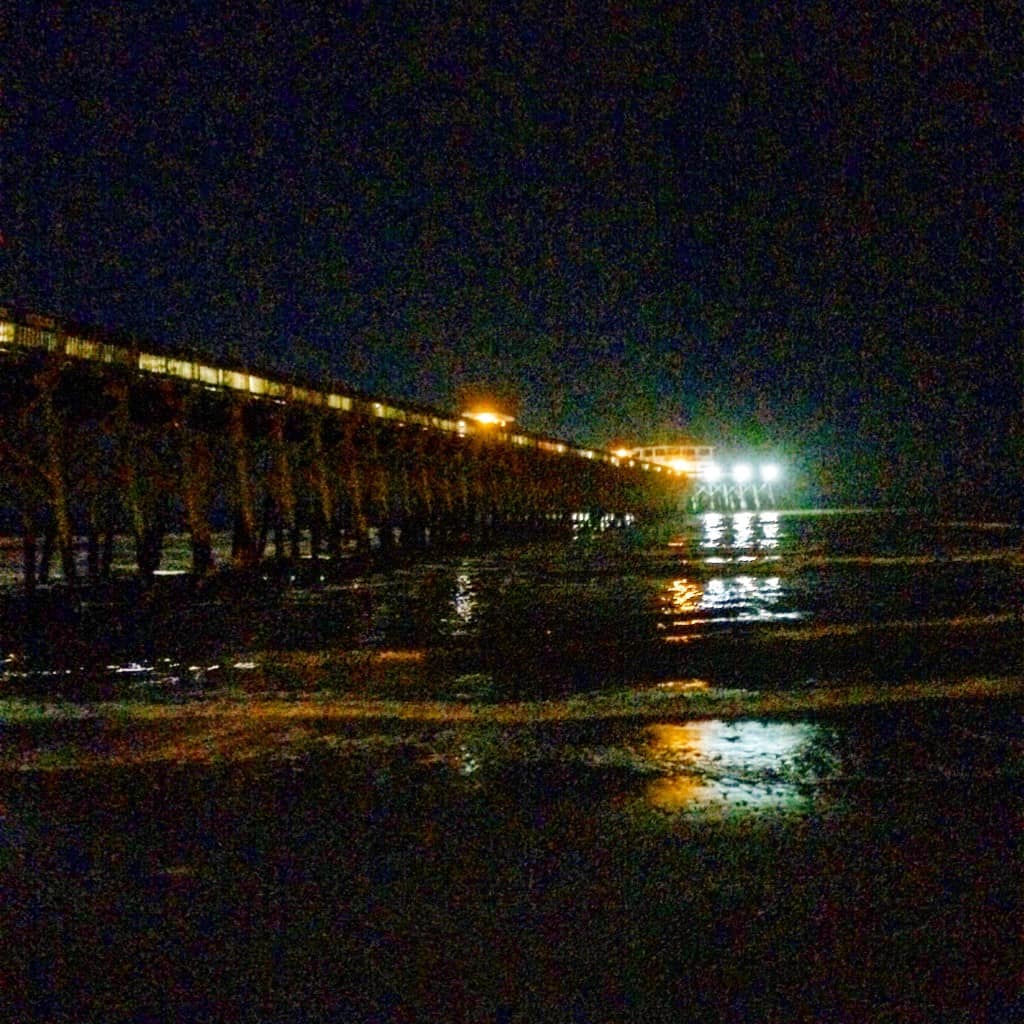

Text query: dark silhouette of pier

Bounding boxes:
[0,309,682,589]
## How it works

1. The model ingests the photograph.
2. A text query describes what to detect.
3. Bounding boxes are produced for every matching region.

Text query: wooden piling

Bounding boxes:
[40,373,77,583]
[183,430,214,575]
[267,411,297,561]
[229,400,258,568]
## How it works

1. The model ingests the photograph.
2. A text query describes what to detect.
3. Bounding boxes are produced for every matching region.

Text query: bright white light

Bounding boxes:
[760,463,780,483]
[453,572,476,625]
[732,463,753,483]
[701,462,723,483]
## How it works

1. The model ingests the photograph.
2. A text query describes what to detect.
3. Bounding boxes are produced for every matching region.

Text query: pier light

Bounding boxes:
[670,458,694,475]
[760,463,780,483]
[462,408,514,428]
[732,463,753,484]
[701,462,723,483]
[613,447,632,459]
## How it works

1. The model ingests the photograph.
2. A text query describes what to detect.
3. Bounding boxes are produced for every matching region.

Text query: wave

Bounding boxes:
[761,612,1020,640]
[787,552,1022,568]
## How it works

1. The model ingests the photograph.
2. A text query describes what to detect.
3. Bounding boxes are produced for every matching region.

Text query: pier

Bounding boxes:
[0,309,684,588]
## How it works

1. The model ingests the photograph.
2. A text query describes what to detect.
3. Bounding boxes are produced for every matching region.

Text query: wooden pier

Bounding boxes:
[0,309,682,588]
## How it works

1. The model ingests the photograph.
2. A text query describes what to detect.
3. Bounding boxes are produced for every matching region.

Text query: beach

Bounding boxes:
[1,509,1021,1021]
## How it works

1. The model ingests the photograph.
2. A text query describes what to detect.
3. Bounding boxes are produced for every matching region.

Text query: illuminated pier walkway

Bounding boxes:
[0,309,689,587]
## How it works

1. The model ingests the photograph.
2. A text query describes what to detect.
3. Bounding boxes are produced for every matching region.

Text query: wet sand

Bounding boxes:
[1,687,1021,1023]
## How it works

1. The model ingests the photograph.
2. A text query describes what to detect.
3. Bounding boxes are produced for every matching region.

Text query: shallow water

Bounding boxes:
[3,508,1020,677]
[1,509,1020,808]
[1,697,1020,1021]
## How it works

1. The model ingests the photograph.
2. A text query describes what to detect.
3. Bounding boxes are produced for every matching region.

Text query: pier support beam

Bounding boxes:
[183,430,215,576]
[41,371,77,584]
[310,417,340,560]
[229,400,259,568]
[267,411,298,562]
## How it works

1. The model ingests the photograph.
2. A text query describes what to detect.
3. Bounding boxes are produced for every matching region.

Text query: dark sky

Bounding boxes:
[3,2,1019,509]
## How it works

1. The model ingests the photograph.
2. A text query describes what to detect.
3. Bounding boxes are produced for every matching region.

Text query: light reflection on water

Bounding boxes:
[658,574,799,632]
[700,512,726,548]
[732,512,755,548]
[0,511,1019,695]
[699,511,782,554]
[641,720,824,814]
[451,570,477,631]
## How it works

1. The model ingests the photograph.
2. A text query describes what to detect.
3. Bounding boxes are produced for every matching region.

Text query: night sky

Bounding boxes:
[3,2,1019,510]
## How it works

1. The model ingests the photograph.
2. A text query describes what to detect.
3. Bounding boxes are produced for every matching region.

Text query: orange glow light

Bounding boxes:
[462,408,513,427]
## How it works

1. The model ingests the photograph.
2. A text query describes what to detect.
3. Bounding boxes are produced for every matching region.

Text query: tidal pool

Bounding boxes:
[640,719,822,815]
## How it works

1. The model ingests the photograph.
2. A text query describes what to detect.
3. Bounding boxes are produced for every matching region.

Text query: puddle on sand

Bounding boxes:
[427,716,835,821]
[637,719,827,816]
